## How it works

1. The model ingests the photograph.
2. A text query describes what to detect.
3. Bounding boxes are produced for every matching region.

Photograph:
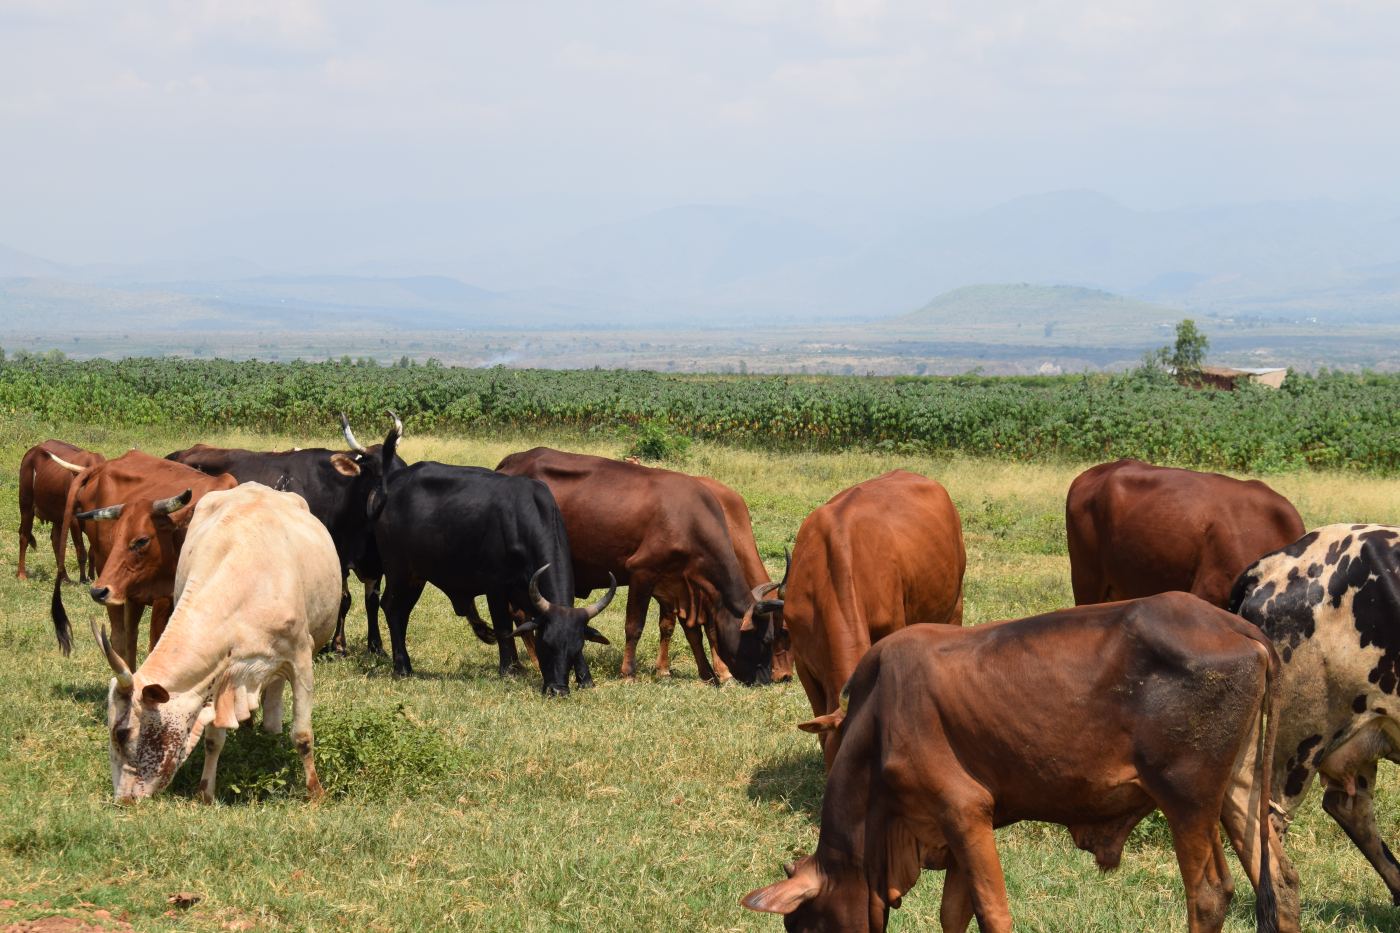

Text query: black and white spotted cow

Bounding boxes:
[1230,523,1400,907]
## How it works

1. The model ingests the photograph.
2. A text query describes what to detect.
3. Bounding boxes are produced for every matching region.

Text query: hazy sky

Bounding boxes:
[3,0,1399,266]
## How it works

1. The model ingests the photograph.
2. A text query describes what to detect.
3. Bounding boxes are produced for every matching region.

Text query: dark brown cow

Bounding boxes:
[1066,459,1304,608]
[744,593,1287,933]
[50,450,237,668]
[783,470,964,768]
[16,440,104,581]
[653,475,787,683]
[495,448,783,685]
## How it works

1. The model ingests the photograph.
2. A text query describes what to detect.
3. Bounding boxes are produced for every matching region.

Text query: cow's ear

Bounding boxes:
[741,859,822,915]
[330,453,361,477]
[797,710,844,734]
[141,683,170,705]
[584,625,610,645]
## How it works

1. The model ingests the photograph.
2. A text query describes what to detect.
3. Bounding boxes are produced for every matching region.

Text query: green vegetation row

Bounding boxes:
[2,356,1398,473]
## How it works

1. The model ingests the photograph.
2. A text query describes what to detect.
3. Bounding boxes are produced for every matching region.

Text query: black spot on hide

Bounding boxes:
[1354,694,1368,714]
[1284,734,1324,798]
[1346,536,1400,695]
[1281,531,1320,558]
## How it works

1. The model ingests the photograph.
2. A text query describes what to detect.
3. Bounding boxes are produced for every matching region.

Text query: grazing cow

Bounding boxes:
[50,450,237,668]
[92,483,341,804]
[495,448,784,685]
[1067,459,1304,608]
[372,428,614,693]
[743,593,1285,933]
[1229,523,1400,909]
[781,470,964,768]
[17,440,104,581]
[652,475,787,683]
[164,414,411,655]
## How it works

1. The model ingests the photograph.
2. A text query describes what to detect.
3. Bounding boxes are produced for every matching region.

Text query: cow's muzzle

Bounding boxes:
[543,683,570,698]
[90,585,110,604]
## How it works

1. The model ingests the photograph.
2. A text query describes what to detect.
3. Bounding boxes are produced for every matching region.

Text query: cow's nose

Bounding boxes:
[89,585,110,604]
[543,683,569,698]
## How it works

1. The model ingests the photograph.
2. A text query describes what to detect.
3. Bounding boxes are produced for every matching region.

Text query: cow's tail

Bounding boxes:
[50,467,89,655]
[18,446,38,547]
[1253,639,1280,933]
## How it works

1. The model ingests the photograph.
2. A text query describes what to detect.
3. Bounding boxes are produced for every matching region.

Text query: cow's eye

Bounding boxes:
[131,537,150,550]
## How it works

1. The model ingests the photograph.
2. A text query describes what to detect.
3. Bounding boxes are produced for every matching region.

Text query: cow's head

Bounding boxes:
[732,551,789,685]
[512,565,614,697]
[331,412,405,522]
[742,856,888,932]
[92,619,212,804]
[81,489,192,608]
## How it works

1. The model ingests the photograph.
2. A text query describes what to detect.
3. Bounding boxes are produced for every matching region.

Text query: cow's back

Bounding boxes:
[1067,459,1304,608]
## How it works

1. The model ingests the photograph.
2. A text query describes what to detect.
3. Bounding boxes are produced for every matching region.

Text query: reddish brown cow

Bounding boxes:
[783,470,964,768]
[1066,459,1304,608]
[50,450,237,668]
[653,475,788,683]
[16,440,104,581]
[495,448,783,685]
[744,593,1288,933]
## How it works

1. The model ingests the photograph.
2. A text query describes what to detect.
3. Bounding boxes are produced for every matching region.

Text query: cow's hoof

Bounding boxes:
[15,571,27,582]
[499,663,526,679]
[366,644,385,657]
[654,668,672,679]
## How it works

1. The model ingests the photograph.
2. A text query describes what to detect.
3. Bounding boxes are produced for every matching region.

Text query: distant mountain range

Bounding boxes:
[3,190,1399,333]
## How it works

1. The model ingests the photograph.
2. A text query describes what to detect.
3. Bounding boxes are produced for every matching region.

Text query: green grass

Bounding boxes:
[1,417,1397,930]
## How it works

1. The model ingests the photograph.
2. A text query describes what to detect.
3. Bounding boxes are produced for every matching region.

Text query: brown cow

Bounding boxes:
[495,448,783,685]
[782,470,964,768]
[653,475,788,683]
[1066,459,1304,608]
[743,593,1288,933]
[50,450,237,668]
[17,440,104,581]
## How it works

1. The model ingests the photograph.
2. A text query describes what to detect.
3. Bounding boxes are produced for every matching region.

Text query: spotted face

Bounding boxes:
[105,678,211,803]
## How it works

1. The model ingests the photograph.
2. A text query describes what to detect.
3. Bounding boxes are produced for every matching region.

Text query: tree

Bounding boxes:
[1168,319,1209,374]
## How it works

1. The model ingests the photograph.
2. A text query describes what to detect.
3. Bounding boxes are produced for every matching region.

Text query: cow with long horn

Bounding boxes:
[370,428,608,694]
[51,450,236,667]
[165,413,411,656]
[94,482,341,804]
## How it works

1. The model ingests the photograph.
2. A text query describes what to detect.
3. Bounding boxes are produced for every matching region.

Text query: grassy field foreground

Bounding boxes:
[1,419,1398,931]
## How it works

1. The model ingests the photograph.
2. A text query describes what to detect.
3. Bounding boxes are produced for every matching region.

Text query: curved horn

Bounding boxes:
[151,489,192,515]
[91,618,133,693]
[339,412,369,454]
[76,503,124,521]
[47,452,86,474]
[583,572,618,620]
[778,547,791,599]
[386,409,404,438]
[529,564,552,615]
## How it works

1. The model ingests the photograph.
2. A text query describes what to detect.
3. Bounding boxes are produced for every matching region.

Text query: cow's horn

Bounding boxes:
[339,412,369,454]
[386,409,404,438]
[529,565,552,614]
[76,503,124,521]
[751,580,783,614]
[152,489,192,515]
[48,452,86,473]
[778,547,791,600]
[583,573,617,620]
[91,618,133,692]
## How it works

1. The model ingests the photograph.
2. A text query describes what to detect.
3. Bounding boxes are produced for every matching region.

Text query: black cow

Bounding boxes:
[164,415,423,655]
[369,424,613,694]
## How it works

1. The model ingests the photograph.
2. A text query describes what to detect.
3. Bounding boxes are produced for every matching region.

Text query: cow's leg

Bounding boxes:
[148,598,172,650]
[16,507,35,581]
[681,620,717,683]
[701,618,734,683]
[52,523,76,583]
[620,577,655,683]
[486,591,524,677]
[572,646,594,690]
[262,675,286,734]
[71,523,89,584]
[323,571,350,657]
[939,807,1012,933]
[655,602,675,678]
[364,576,383,655]
[197,726,227,804]
[382,578,425,677]
[290,653,323,802]
[113,603,142,671]
[1164,810,1233,933]
[1322,760,1400,904]
[938,859,975,933]
[1220,741,1301,931]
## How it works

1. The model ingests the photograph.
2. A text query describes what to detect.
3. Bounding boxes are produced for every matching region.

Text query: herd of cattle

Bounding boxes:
[14,420,1400,932]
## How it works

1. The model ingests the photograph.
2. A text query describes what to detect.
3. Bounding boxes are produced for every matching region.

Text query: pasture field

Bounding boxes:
[1,414,1399,931]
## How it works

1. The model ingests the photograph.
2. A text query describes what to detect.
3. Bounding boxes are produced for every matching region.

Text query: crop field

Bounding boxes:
[1,413,1399,931]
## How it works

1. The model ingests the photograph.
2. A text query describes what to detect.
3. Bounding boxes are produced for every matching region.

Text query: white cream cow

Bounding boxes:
[92,482,341,804]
